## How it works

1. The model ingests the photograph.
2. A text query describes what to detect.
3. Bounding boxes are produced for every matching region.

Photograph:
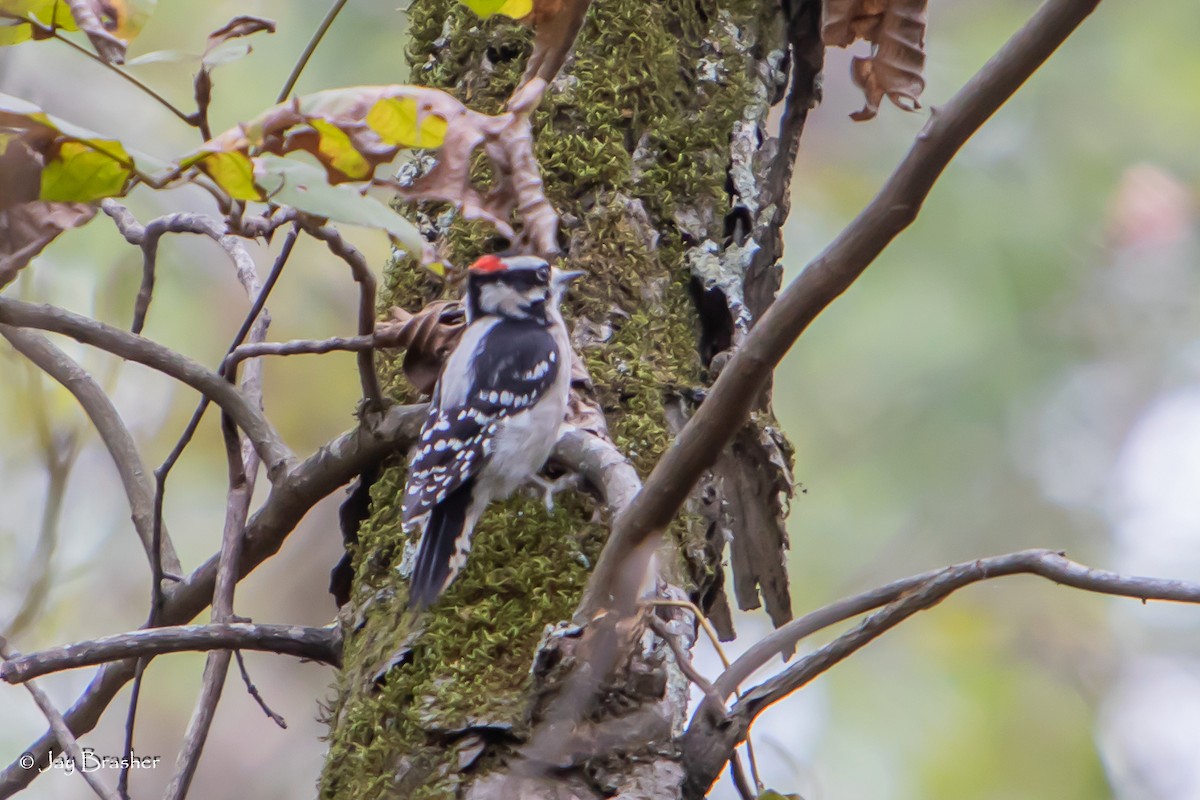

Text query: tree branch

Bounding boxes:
[0,624,340,685]
[578,0,1105,620]
[680,549,1200,794]
[276,0,351,103]
[0,297,295,481]
[301,223,384,409]
[0,326,182,578]
[0,642,121,800]
[162,241,273,800]
[0,403,425,798]
[224,333,378,369]
[99,206,263,335]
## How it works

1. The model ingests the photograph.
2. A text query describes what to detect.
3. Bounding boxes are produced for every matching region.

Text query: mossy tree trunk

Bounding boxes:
[319,0,821,797]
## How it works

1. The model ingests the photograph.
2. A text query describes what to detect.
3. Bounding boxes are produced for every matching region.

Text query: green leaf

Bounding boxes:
[366,96,448,149]
[757,790,804,800]
[40,140,129,202]
[0,92,136,202]
[254,155,423,255]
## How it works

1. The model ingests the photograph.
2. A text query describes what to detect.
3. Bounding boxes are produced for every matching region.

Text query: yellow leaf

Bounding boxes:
[455,0,530,20]
[496,0,533,18]
[309,118,372,181]
[106,0,157,40]
[40,140,130,202]
[0,0,77,48]
[366,97,448,150]
[0,25,34,46]
[198,151,261,201]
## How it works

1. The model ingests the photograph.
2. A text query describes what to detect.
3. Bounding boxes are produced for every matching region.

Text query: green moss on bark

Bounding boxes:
[319,0,782,797]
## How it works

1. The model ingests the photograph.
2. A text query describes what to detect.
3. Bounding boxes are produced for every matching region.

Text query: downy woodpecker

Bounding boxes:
[403,255,583,609]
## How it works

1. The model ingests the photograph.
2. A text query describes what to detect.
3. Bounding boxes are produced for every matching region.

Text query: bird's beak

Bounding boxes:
[553,269,586,287]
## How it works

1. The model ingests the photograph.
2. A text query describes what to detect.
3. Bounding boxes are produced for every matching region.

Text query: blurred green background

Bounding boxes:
[2,1,1198,799]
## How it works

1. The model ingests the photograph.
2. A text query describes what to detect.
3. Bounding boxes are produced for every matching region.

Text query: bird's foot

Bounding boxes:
[526,473,582,512]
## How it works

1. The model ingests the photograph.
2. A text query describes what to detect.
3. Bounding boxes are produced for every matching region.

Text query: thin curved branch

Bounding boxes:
[99,206,260,335]
[578,0,1105,620]
[233,651,287,728]
[0,624,340,685]
[0,326,182,577]
[276,0,351,103]
[680,549,1200,793]
[0,642,121,800]
[224,333,378,369]
[0,297,295,481]
[301,223,384,409]
[0,403,426,798]
[163,244,273,800]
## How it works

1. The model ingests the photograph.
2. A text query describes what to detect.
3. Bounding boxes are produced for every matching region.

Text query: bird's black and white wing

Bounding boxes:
[401,319,561,526]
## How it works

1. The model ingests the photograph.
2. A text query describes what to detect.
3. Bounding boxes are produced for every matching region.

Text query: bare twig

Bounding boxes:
[146,224,298,621]
[162,222,274,800]
[647,598,762,790]
[276,0,350,103]
[0,624,340,684]
[0,641,121,800]
[0,297,295,480]
[104,210,260,335]
[224,333,379,369]
[578,0,1105,621]
[301,223,384,409]
[0,326,182,577]
[233,651,287,728]
[0,402,426,798]
[646,616,724,715]
[728,751,755,800]
[680,549,1200,793]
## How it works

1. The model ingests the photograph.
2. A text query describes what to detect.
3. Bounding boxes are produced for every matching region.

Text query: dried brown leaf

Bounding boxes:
[823,0,888,47]
[65,0,128,64]
[379,300,466,395]
[566,353,608,437]
[205,15,276,52]
[0,138,42,210]
[518,0,592,88]
[1,201,96,290]
[824,0,927,121]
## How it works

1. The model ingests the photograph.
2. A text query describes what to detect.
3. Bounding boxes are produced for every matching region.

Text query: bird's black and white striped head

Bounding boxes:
[465,255,583,324]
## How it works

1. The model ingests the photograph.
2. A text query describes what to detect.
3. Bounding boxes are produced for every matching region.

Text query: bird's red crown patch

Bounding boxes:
[469,255,506,273]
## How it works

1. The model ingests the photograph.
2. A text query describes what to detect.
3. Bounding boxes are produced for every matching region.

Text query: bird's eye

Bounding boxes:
[537,267,550,282]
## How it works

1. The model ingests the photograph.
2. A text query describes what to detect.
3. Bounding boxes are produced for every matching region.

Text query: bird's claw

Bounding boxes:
[527,473,581,512]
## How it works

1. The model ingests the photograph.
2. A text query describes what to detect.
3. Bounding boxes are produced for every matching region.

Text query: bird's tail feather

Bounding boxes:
[408,482,473,609]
